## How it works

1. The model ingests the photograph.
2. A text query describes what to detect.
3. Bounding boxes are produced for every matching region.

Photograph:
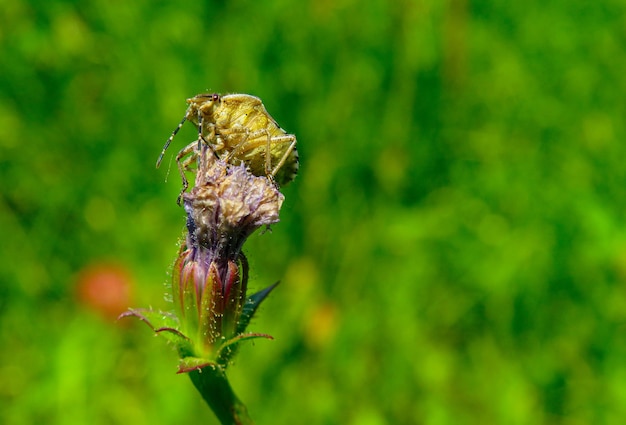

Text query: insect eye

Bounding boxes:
[212,94,220,101]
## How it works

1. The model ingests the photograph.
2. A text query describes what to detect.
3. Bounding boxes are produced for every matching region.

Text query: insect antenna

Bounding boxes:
[156,114,188,168]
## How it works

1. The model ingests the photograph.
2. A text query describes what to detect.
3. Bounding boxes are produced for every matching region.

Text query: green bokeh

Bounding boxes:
[2,0,626,424]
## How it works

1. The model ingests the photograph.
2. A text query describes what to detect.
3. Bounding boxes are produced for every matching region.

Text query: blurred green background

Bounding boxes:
[2,0,626,424]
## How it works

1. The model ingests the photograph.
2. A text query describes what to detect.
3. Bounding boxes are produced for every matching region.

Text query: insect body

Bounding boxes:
[157,93,299,195]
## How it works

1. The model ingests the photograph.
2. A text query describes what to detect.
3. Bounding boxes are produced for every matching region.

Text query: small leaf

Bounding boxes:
[236,281,279,334]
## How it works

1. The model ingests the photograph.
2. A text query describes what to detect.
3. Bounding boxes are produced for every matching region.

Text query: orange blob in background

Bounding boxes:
[75,263,134,321]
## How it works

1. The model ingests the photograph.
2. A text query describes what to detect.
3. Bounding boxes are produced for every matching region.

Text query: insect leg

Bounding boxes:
[264,129,272,176]
[197,113,220,160]
[233,132,297,181]
[269,135,298,180]
[223,127,251,163]
[157,114,188,168]
[175,141,198,205]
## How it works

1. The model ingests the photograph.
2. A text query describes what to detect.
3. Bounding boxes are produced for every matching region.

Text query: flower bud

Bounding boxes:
[122,152,282,372]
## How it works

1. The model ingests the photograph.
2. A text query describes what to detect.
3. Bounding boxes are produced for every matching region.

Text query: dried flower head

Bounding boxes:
[184,152,284,262]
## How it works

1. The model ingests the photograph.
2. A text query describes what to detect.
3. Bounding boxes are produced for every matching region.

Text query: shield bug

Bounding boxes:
[157,93,299,196]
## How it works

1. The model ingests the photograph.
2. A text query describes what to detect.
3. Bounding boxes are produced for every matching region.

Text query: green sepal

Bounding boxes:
[199,262,224,353]
[217,332,274,366]
[178,357,219,374]
[236,281,279,335]
[119,308,193,355]
[118,308,178,332]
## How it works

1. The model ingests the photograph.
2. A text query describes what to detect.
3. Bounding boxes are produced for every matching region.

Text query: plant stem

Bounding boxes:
[189,367,254,425]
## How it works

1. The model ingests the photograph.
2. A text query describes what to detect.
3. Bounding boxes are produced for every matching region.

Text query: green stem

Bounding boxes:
[189,366,254,425]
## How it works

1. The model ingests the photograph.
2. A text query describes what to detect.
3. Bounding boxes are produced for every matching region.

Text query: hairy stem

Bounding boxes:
[188,367,254,425]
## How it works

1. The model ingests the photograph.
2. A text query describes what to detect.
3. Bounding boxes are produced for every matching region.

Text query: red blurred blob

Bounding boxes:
[76,263,134,321]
